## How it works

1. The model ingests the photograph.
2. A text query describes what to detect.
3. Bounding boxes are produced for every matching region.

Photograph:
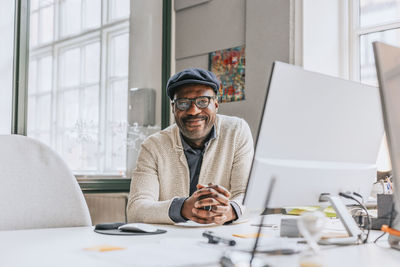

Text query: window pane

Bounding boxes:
[40,0,54,7]
[36,94,51,131]
[60,89,80,128]
[83,85,99,125]
[360,0,400,28]
[60,0,82,37]
[30,12,39,47]
[60,48,81,87]
[360,28,400,86]
[0,0,15,134]
[84,0,101,29]
[31,0,39,10]
[40,5,54,44]
[61,134,81,170]
[110,80,128,122]
[108,80,128,172]
[84,42,100,83]
[109,0,130,21]
[81,134,99,171]
[38,56,53,93]
[28,60,38,95]
[110,33,129,77]
[27,96,36,133]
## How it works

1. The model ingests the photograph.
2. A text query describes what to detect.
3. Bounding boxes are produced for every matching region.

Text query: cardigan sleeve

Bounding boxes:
[126,143,176,224]
[229,119,254,216]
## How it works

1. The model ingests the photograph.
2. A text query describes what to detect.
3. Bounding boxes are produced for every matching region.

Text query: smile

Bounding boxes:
[184,118,205,126]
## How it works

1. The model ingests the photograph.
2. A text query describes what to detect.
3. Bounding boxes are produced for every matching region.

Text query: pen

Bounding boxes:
[202,231,236,246]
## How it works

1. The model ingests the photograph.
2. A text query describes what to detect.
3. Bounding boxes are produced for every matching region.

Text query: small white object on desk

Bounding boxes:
[118,223,158,233]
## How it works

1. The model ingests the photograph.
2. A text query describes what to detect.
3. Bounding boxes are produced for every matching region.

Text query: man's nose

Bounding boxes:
[186,101,201,115]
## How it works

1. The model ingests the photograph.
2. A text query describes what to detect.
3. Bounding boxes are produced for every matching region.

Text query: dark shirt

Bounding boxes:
[168,127,242,223]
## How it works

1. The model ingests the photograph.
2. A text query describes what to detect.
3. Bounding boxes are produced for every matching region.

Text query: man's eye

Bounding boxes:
[177,100,189,105]
[197,100,208,106]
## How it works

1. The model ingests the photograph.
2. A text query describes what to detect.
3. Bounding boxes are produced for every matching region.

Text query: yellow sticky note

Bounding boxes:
[232,233,266,238]
[84,245,125,252]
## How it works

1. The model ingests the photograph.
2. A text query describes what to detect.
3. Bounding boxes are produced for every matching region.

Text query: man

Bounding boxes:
[127,68,254,224]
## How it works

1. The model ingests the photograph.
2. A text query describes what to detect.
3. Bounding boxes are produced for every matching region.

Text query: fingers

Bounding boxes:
[192,207,219,218]
[194,197,221,208]
[211,205,230,214]
[193,188,230,206]
[207,183,231,198]
[190,213,227,225]
[196,184,206,189]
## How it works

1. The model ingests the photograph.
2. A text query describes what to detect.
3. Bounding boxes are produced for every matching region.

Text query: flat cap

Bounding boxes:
[166,68,220,100]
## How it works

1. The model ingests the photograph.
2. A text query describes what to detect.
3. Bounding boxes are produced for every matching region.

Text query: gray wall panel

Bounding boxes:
[174,0,292,140]
[175,0,245,59]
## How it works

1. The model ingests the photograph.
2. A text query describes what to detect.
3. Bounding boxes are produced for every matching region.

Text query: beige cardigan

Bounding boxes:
[127,114,254,224]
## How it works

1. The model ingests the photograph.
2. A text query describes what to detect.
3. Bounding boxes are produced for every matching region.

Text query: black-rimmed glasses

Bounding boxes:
[173,96,215,111]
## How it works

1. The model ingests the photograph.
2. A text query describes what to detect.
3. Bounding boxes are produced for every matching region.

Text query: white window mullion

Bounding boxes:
[99,24,108,174]
[348,0,360,82]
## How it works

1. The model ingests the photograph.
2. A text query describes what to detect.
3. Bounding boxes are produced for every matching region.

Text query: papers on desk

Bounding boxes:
[85,238,224,267]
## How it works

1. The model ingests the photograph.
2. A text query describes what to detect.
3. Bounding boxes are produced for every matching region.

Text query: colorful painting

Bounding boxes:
[209,45,245,102]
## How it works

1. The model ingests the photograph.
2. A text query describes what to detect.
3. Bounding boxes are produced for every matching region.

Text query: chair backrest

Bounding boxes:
[0,135,92,230]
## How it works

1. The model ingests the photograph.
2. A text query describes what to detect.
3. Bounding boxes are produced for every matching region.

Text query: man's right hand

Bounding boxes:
[181,184,231,224]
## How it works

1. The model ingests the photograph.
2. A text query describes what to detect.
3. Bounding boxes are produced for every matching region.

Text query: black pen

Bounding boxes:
[202,231,236,246]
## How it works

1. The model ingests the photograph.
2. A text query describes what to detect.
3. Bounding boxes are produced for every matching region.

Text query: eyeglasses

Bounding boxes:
[173,96,215,111]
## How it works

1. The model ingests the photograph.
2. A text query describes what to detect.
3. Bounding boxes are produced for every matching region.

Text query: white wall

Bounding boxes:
[301,0,343,77]
[129,0,163,126]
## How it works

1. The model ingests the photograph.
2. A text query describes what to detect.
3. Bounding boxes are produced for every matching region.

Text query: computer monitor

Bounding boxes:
[243,62,384,216]
[373,41,400,249]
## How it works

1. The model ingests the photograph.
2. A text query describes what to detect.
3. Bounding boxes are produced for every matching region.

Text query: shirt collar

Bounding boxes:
[180,126,216,152]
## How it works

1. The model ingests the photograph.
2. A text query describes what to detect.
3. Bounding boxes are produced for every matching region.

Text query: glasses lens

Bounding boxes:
[175,99,190,110]
[195,97,210,108]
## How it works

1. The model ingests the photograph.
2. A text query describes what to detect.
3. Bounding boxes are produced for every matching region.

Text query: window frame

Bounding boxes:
[28,1,130,176]
[12,0,171,191]
[348,0,400,82]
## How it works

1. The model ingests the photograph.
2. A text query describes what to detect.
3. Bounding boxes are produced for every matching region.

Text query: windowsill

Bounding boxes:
[77,176,131,193]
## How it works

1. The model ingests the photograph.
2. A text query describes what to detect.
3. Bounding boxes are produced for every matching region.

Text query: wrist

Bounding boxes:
[228,204,237,221]
[181,199,191,220]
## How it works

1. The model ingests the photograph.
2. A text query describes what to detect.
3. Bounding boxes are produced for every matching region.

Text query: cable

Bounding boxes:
[352,192,364,203]
[339,192,371,243]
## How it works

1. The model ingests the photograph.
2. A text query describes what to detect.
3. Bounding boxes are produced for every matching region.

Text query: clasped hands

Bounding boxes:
[181,183,236,224]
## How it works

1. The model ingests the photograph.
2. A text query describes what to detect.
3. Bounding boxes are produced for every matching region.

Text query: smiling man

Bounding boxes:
[127,68,254,224]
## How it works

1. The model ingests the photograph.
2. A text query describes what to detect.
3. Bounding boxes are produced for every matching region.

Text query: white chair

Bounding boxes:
[0,135,92,230]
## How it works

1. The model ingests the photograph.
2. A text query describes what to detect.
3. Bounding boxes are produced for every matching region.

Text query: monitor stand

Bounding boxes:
[388,216,400,250]
[318,194,362,245]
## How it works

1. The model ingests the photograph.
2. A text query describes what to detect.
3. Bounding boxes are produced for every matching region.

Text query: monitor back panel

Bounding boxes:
[244,62,384,212]
[373,42,400,224]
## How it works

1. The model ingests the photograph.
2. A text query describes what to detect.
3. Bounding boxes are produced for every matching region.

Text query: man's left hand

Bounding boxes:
[191,183,237,224]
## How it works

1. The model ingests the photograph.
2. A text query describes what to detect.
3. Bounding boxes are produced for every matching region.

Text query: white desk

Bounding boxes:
[1,215,399,267]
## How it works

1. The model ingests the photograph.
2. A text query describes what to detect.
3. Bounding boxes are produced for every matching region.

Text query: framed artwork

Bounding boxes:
[209,45,245,102]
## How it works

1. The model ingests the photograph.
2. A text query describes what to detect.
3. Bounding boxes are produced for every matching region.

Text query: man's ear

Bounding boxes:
[214,98,219,111]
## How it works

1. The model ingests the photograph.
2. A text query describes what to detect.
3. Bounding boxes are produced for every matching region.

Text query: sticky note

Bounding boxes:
[232,233,266,238]
[84,245,125,252]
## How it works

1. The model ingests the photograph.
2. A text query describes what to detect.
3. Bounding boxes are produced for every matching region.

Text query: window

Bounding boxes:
[28,0,131,175]
[0,0,15,134]
[350,0,400,171]
[352,0,400,86]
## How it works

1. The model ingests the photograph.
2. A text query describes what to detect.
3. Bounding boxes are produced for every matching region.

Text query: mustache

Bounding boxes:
[182,115,208,122]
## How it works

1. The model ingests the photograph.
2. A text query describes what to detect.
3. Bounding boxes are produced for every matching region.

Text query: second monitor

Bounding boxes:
[243,62,384,216]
